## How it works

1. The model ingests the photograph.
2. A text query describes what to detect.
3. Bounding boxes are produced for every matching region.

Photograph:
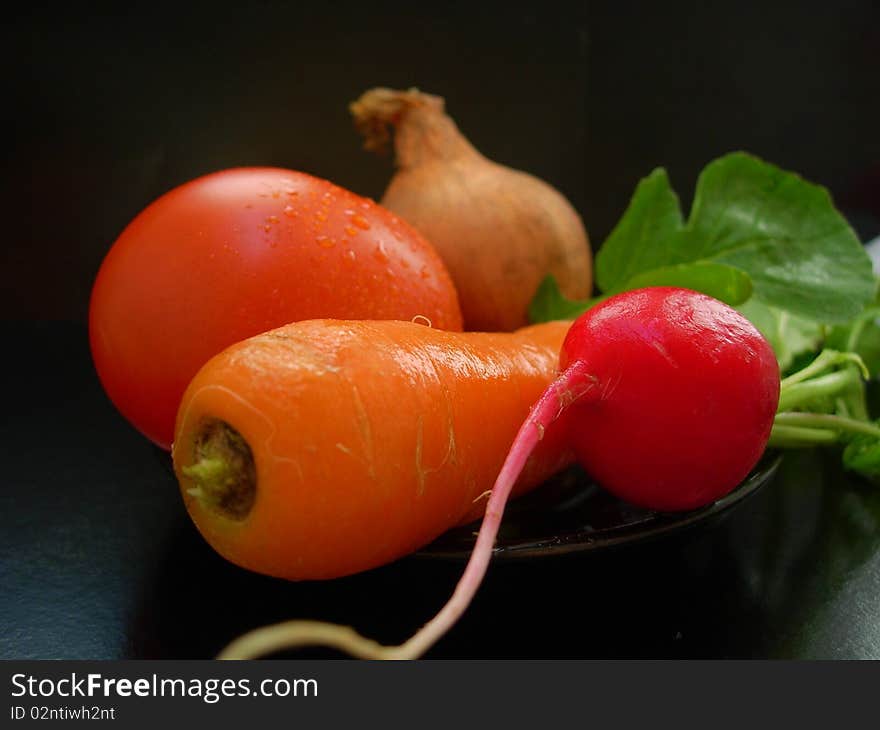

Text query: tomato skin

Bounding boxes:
[89,167,462,449]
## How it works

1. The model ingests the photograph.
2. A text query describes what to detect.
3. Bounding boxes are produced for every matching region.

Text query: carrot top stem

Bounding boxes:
[216,361,600,660]
[181,419,256,521]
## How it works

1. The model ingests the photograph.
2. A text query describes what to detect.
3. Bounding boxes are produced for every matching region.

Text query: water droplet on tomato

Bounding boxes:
[344,225,357,237]
[316,236,336,248]
[266,215,279,224]
[351,214,371,230]
[283,205,298,218]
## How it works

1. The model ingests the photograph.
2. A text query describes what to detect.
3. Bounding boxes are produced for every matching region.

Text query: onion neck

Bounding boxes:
[350,87,482,169]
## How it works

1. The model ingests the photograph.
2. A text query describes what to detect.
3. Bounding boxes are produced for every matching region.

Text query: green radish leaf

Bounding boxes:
[737,299,825,372]
[528,275,595,322]
[689,153,875,323]
[843,429,880,478]
[622,262,752,306]
[529,263,751,323]
[594,168,685,292]
[593,152,876,323]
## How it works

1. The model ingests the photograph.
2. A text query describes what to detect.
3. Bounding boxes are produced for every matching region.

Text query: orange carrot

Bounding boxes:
[172,319,572,581]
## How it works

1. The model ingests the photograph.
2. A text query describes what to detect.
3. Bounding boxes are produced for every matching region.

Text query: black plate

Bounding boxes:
[418,453,783,560]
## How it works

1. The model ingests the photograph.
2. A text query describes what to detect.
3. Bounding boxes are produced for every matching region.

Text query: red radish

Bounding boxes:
[558,287,781,511]
[218,287,780,660]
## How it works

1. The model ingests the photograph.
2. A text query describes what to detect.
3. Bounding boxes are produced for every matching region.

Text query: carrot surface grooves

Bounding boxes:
[172,319,573,580]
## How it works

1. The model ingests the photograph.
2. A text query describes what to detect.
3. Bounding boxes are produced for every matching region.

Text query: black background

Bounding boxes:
[2,1,880,659]
[4,0,879,323]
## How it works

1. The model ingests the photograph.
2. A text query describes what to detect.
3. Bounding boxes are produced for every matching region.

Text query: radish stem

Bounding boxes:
[777,371,861,411]
[768,425,840,447]
[768,412,880,449]
[216,361,599,660]
[769,348,874,450]
[779,350,867,387]
[773,412,880,439]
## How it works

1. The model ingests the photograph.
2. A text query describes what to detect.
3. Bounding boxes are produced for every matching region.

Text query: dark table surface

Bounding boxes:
[2,321,879,660]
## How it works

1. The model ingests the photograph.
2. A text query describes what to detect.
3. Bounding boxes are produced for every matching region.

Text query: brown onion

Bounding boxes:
[350,87,592,332]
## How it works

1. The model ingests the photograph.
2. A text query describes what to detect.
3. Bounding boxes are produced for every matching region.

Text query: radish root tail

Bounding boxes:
[217,361,599,661]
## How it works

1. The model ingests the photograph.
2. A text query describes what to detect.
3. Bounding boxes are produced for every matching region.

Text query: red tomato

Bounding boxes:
[89,167,462,449]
